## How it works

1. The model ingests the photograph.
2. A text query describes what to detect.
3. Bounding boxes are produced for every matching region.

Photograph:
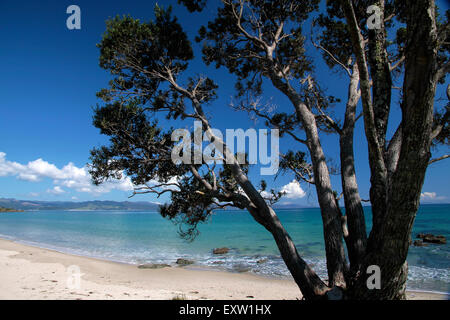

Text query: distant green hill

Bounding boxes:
[0,198,160,211]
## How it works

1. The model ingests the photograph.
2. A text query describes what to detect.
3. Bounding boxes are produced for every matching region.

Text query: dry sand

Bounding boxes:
[0,238,447,300]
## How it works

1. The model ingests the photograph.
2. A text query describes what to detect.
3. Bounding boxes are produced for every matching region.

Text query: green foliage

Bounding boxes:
[432,105,450,147]
[196,0,319,96]
[160,175,213,240]
[314,1,406,71]
[97,6,194,106]
[91,7,258,239]
[314,3,353,69]
[436,9,450,84]
[89,101,185,186]
[178,0,206,12]
[278,150,312,183]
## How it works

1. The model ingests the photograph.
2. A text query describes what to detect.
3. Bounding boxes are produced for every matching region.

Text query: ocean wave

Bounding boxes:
[408,265,450,283]
[193,253,449,293]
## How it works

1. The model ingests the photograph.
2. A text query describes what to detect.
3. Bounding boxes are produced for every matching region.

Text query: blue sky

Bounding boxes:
[0,0,448,206]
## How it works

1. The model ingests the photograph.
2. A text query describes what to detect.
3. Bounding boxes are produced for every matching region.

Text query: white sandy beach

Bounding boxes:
[0,238,447,300]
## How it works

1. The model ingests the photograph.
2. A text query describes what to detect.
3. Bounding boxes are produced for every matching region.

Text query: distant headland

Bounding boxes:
[0,198,319,212]
[0,198,161,212]
[0,206,24,212]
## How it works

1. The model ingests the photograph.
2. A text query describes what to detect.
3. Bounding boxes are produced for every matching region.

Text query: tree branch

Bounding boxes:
[311,39,352,77]
[429,154,450,164]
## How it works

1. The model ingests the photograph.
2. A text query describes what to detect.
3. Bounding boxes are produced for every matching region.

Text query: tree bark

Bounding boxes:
[267,74,348,288]
[340,63,367,273]
[368,0,392,150]
[247,205,330,300]
[302,106,348,289]
[351,0,439,299]
[340,0,389,241]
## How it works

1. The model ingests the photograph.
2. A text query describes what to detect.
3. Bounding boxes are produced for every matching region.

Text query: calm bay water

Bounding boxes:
[0,204,448,293]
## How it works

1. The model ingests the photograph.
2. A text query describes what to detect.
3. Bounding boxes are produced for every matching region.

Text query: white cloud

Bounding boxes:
[260,190,271,198]
[47,186,65,195]
[280,180,306,199]
[0,153,25,177]
[421,192,446,201]
[0,152,133,195]
[421,192,437,199]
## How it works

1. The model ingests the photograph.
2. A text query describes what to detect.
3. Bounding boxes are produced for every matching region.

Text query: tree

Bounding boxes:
[89,1,449,300]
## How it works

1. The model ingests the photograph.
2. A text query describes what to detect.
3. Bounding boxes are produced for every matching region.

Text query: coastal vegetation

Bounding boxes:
[0,207,23,212]
[89,0,449,300]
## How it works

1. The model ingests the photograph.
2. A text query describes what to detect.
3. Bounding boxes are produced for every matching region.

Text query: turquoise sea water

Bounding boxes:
[0,204,448,293]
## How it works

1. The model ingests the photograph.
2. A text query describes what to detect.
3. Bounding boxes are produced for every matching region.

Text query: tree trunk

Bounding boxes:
[301,106,348,289]
[267,74,348,289]
[368,0,392,150]
[340,63,367,273]
[349,0,439,300]
[340,0,389,245]
[194,104,330,299]
[247,206,329,300]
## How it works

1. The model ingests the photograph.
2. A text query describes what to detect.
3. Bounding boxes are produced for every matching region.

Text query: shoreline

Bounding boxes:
[0,237,448,300]
[0,238,301,300]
